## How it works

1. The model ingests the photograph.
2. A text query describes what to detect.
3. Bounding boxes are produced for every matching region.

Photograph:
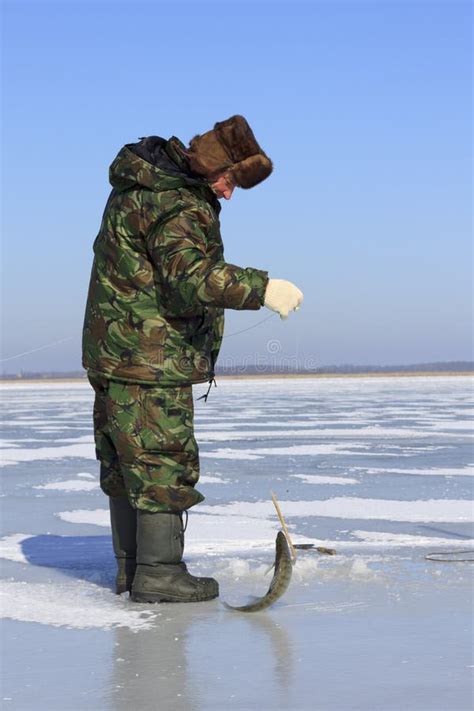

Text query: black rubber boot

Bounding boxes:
[131,511,219,603]
[109,496,137,594]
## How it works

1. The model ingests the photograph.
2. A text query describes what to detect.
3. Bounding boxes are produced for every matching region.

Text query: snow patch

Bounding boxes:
[203,444,413,458]
[0,442,96,467]
[0,580,157,630]
[199,474,229,484]
[350,559,376,578]
[57,509,110,526]
[352,466,474,478]
[58,435,95,444]
[0,533,30,563]
[294,474,359,485]
[350,530,474,548]
[200,449,263,460]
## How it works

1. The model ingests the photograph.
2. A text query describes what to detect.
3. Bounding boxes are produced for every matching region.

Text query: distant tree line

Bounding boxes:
[1,362,472,380]
[0,370,88,380]
[214,361,473,375]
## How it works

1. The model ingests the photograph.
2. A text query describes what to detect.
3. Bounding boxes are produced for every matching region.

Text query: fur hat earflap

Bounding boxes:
[187,115,273,189]
[229,154,273,191]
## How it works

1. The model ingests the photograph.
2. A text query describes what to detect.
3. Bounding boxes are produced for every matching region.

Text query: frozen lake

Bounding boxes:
[1,375,473,710]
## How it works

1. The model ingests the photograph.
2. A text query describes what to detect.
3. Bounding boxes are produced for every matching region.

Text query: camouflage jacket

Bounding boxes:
[82,136,269,385]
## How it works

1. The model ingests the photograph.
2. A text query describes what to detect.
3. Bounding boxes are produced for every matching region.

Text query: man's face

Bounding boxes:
[210,173,236,200]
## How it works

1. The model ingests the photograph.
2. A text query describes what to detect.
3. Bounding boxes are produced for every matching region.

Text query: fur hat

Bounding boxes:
[187,115,273,189]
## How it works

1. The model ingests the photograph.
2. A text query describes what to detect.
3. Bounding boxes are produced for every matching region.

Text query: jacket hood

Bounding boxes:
[109,136,219,206]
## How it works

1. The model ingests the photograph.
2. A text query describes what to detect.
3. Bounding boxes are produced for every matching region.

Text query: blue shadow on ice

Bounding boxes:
[21,535,115,589]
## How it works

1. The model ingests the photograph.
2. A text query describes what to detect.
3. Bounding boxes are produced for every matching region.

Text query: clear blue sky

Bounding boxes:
[1,0,472,373]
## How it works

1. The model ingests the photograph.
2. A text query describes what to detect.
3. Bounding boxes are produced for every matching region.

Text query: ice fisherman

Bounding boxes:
[82,115,303,603]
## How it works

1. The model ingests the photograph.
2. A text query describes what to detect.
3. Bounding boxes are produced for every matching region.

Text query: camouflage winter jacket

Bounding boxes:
[82,136,269,385]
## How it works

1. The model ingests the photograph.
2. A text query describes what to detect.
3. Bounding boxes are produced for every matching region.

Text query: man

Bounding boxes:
[82,115,303,604]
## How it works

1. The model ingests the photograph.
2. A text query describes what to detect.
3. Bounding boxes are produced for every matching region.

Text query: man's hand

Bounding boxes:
[264,279,304,319]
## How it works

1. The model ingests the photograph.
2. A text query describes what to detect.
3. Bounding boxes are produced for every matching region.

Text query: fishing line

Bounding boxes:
[0,336,75,363]
[1,314,278,365]
[222,312,277,339]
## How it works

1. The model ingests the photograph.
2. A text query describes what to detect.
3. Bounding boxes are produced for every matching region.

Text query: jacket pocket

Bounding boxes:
[140,386,196,454]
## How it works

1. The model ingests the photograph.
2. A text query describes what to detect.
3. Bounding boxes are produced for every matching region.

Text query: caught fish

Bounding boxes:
[224,531,293,613]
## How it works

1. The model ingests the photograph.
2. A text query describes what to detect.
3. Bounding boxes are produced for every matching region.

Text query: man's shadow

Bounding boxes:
[21,534,116,590]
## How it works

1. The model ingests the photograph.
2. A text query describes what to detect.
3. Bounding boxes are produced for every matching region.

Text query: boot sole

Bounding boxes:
[131,590,218,604]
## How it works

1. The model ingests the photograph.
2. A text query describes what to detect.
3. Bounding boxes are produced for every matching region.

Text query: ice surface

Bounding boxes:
[1,375,473,710]
[198,497,473,522]
[34,479,99,492]
[203,443,426,457]
[197,425,469,441]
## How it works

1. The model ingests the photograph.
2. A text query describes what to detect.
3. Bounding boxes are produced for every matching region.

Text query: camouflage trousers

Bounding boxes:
[88,374,204,513]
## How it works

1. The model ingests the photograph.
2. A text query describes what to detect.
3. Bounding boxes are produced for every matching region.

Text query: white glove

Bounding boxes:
[264,279,304,319]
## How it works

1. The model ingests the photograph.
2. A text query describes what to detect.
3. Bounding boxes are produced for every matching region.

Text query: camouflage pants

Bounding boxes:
[88,374,204,513]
